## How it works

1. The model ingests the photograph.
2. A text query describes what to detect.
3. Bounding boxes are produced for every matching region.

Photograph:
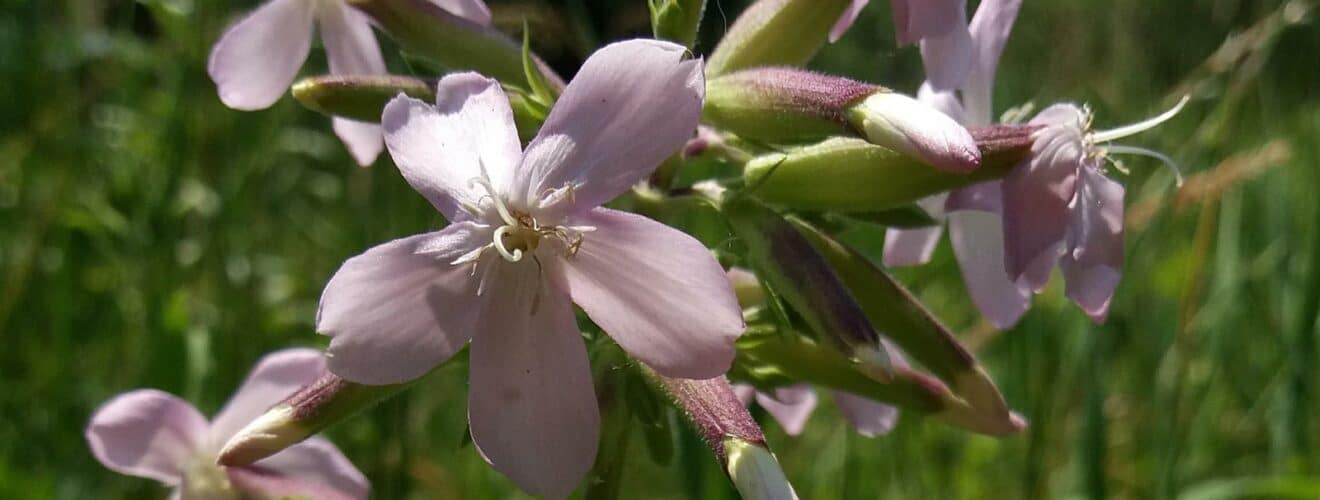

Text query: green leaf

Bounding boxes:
[521,21,558,105]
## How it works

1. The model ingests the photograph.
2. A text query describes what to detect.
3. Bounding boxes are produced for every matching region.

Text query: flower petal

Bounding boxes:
[428,0,492,25]
[468,265,599,499]
[959,0,1023,125]
[332,117,384,167]
[831,391,899,437]
[916,83,967,124]
[948,210,1030,328]
[892,0,966,45]
[207,0,315,110]
[249,437,369,499]
[830,0,870,43]
[318,1,387,166]
[514,40,703,213]
[557,208,742,379]
[381,73,522,220]
[318,1,386,77]
[754,385,818,436]
[208,348,326,446]
[883,193,948,266]
[317,231,483,385]
[1001,117,1083,280]
[919,22,974,91]
[1061,167,1125,322]
[85,389,207,484]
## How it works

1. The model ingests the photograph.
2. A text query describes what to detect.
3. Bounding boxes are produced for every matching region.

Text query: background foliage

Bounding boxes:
[2,0,1317,498]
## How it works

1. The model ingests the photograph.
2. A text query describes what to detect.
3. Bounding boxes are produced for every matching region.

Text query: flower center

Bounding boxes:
[465,168,584,264]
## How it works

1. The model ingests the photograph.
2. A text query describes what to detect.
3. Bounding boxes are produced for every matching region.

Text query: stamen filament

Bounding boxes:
[1091,96,1189,143]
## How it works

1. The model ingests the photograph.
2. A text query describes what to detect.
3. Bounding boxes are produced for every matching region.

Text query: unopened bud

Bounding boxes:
[844,92,981,172]
[218,372,410,466]
[707,0,858,76]
[744,125,1035,213]
[724,437,799,500]
[650,0,707,48]
[291,75,434,122]
[723,197,893,379]
[348,0,562,91]
[704,68,876,144]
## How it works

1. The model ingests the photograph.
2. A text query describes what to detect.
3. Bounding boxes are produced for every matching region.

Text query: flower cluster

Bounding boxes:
[87,0,1185,498]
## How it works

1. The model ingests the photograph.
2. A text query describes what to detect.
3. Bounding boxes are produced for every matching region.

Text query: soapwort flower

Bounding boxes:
[883,0,1186,325]
[316,40,744,498]
[207,0,492,165]
[85,349,367,499]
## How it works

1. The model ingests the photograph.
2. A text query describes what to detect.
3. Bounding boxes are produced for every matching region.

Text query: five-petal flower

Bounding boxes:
[85,349,368,499]
[207,0,492,165]
[315,39,745,498]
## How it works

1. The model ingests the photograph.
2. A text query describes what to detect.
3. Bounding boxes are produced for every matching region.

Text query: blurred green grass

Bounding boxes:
[1,0,1317,498]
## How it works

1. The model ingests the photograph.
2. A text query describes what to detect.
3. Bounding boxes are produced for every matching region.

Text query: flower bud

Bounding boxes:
[724,437,799,500]
[703,68,876,144]
[703,68,980,172]
[743,125,1035,213]
[707,0,858,76]
[348,0,562,91]
[788,216,1023,433]
[844,92,981,172]
[218,372,409,466]
[292,75,434,122]
[650,0,707,48]
[723,197,894,380]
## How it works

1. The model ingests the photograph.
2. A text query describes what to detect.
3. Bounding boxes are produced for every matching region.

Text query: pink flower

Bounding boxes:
[883,0,1184,326]
[316,39,744,498]
[207,0,492,166]
[85,349,368,499]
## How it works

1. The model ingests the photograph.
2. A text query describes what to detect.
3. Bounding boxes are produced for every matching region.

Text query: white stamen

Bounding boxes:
[492,225,524,262]
[1091,95,1189,143]
[1103,144,1185,187]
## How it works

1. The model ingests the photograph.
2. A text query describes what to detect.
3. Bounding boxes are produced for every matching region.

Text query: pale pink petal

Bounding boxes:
[1001,121,1083,280]
[919,22,974,91]
[514,40,703,213]
[317,231,483,385]
[332,117,384,167]
[883,193,948,266]
[468,264,599,499]
[883,227,942,266]
[831,392,899,437]
[731,383,757,406]
[85,390,207,484]
[413,220,491,261]
[892,0,966,45]
[1060,167,1125,322]
[207,0,315,110]
[428,0,492,25]
[830,0,871,42]
[959,0,1023,125]
[249,437,369,499]
[318,2,386,77]
[916,83,967,124]
[556,208,742,379]
[381,73,522,220]
[208,348,326,445]
[226,465,358,500]
[945,181,1002,213]
[319,1,387,166]
[1016,242,1060,293]
[948,210,1030,328]
[754,385,818,436]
